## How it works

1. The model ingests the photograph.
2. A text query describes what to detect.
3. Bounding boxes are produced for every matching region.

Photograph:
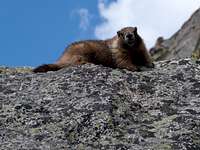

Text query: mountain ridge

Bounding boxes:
[150,7,200,61]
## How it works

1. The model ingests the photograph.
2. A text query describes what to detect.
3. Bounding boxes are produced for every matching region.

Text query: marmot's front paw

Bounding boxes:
[130,66,141,72]
[146,63,155,68]
[136,66,141,72]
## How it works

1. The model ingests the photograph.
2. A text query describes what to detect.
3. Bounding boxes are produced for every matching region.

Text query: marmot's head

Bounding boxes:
[117,27,140,47]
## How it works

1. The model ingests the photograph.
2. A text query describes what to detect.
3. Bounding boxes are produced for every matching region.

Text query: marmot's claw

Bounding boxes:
[146,63,155,68]
[136,67,141,72]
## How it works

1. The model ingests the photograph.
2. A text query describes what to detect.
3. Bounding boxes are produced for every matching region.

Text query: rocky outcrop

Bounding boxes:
[1,59,200,149]
[151,8,200,61]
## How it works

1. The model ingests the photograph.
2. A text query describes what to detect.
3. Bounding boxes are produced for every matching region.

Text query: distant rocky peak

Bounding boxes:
[151,7,200,61]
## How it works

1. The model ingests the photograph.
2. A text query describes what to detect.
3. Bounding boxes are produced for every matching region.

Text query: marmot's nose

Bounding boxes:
[126,33,133,39]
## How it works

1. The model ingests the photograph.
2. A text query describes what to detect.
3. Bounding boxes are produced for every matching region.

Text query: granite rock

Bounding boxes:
[1,59,200,150]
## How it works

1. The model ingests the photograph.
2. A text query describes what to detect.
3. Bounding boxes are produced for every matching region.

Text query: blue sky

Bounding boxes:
[0,0,199,67]
[0,0,100,67]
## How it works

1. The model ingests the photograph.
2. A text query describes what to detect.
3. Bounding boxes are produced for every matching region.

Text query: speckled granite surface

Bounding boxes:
[0,59,200,150]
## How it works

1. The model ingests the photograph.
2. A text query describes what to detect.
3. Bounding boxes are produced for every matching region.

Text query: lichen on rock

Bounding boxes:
[0,59,200,149]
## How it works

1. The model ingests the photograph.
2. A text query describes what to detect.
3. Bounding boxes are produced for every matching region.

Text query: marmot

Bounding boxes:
[33,27,154,73]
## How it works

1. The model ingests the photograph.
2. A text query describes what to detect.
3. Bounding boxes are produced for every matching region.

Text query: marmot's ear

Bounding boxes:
[117,31,121,37]
[134,27,137,33]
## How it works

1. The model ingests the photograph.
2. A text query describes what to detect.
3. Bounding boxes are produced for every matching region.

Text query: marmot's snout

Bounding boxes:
[124,33,135,46]
[126,33,134,39]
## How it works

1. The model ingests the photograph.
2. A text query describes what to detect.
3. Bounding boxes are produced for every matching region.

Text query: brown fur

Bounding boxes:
[33,27,154,73]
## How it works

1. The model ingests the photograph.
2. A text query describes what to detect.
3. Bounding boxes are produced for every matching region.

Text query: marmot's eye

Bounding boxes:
[117,31,121,37]
[117,31,124,37]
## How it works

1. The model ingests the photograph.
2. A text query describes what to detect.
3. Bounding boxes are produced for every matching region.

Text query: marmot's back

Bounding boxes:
[57,40,114,67]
